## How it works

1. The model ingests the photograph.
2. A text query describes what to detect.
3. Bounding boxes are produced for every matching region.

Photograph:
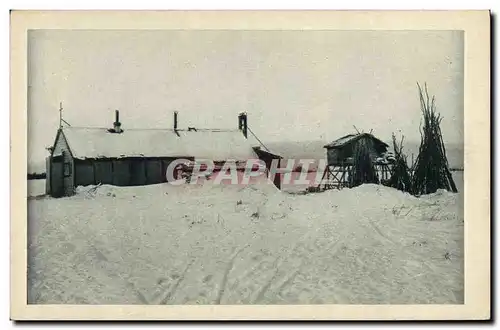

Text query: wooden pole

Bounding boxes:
[59,102,63,128]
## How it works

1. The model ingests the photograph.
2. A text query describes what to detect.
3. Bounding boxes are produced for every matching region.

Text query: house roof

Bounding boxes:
[56,127,258,161]
[324,133,389,150]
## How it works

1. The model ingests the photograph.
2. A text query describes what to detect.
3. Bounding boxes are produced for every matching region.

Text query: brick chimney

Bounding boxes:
[238,112,248,138]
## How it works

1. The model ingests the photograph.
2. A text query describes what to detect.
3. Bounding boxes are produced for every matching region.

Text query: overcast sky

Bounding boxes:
[28,30,463,167]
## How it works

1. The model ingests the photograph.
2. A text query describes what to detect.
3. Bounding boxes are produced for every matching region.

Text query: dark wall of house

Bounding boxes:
[94,161,113,185]
[48,154,72,198]
[49,130,76,196]
[50,155,64,197]
[129,160,146,186]
[70,157,186,190]
[113,160,131,186]
[75,159,95,186]
[146,159,163,184]
[62,151,74,196]
[50,156,193,197]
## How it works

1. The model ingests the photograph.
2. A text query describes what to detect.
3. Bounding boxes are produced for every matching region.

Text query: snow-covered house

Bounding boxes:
[46,112,262,197]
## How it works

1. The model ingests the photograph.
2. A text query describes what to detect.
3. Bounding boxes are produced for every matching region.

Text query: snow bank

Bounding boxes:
[28,182,463,304]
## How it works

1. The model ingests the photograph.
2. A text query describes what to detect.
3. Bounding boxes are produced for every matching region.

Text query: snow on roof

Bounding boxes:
[60,127,258,161]
[324,133,389,149]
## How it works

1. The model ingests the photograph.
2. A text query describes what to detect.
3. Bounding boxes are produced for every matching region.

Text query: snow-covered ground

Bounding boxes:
[28,179,46,198]
[27,177,463,305]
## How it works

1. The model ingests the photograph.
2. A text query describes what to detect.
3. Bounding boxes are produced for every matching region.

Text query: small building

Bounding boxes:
[46,111,269,197]
[324,132,390,165]
[319,132,393,190]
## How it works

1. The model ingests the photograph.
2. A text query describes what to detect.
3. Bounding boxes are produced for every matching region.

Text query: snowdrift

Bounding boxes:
[28,182,463,304]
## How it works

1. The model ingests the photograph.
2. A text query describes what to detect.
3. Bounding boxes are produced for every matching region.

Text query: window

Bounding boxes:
[64,162,72,177]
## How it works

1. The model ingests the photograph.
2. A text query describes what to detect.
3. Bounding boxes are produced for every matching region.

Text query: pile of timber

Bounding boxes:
[411,83,458,195]
[387,134,413,193]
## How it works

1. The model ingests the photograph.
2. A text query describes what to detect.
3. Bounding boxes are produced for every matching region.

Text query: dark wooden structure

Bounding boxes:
[252,147,283,190]
[319,133,393,190]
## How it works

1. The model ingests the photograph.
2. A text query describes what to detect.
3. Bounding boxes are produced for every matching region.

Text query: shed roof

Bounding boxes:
[324,133,389,150]
[57,127,258,161]
[252,146,284,159]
